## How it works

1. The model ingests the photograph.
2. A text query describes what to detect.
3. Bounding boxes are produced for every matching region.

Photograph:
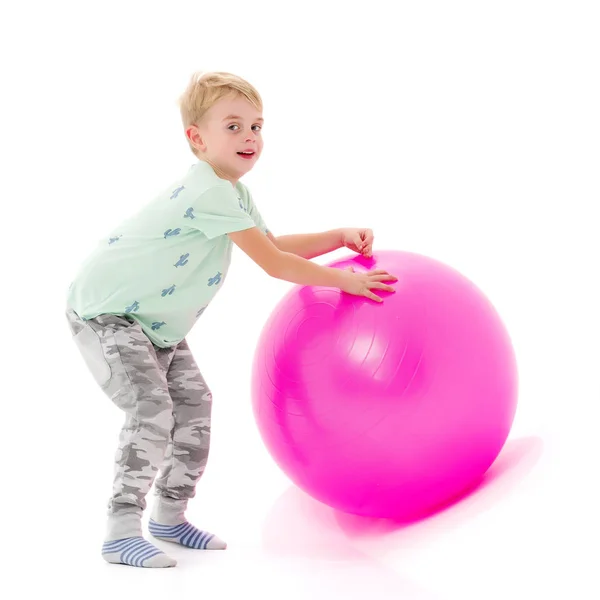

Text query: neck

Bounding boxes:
[200,157,238,187]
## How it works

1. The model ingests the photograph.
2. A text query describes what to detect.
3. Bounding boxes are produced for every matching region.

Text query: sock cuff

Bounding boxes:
[151,495,189,525]
[105,512,143,541]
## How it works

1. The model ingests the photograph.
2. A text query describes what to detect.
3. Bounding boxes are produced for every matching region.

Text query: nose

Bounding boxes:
[245,128,259,143]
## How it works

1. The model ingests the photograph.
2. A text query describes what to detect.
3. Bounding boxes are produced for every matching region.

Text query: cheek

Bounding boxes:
[219,139,235,153]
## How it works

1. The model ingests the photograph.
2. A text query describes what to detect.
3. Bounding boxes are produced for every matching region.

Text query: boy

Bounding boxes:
[65,71,397,568]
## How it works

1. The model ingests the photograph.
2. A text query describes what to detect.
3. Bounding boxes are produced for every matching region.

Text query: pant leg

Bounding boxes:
[152,338,212,523]
[65,306,176,540]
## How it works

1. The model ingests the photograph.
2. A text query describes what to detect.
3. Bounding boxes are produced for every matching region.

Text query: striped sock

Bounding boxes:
[149,519,227,550]
[102,537,177,568]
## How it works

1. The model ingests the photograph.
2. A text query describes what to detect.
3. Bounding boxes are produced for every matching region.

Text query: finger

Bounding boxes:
[369,282,396,292]
[364,290,383,302]
[344,266,355,272]
[367,269,390,275]
[368,274,395,282]
[368,272,398,281]
[364,229,374,245]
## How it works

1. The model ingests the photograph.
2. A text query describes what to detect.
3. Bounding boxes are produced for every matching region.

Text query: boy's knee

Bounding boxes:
[147,409,175,439]
[122,398,174,441]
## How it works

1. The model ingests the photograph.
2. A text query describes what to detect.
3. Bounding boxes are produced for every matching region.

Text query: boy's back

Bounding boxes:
[66,160,269,348]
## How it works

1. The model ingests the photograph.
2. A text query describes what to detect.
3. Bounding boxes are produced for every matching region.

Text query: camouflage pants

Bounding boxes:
[65,306,212,539]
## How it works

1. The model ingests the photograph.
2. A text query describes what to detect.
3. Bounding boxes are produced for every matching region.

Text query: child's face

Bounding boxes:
[188,95,264,183]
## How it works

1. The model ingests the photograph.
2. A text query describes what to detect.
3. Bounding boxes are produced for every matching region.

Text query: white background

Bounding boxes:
[2,1,599,598]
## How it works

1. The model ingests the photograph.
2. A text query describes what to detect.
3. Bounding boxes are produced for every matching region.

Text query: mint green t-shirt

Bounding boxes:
[66,161,269,348]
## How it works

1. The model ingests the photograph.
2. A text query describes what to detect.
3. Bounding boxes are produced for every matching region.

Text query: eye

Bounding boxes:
[227,124,262,132]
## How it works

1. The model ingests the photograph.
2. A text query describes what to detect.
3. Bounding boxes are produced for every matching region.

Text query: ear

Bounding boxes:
[186,124,206,152]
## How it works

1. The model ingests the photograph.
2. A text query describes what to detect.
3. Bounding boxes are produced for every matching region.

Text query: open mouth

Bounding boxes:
[237,151,255,159]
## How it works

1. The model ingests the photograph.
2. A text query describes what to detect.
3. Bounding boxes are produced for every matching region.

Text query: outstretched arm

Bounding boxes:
[228,227,396,303]
[268,229,343,259]
[268,227,375,259]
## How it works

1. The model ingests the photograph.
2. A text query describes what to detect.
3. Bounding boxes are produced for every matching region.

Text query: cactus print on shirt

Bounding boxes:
[66,161,269,348]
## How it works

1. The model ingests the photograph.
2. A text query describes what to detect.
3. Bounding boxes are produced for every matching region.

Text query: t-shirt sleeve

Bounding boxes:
[246,189,269,235]
[187,184,257,239]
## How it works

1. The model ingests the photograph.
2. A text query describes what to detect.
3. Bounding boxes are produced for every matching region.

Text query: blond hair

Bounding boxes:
[178,71,263,156]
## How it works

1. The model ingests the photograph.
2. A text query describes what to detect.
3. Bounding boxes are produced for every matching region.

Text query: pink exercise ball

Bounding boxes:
[251,250,518,521]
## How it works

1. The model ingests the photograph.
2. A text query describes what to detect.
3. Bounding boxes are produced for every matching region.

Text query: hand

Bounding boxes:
[339,266,397,303]
[340,228,375,257]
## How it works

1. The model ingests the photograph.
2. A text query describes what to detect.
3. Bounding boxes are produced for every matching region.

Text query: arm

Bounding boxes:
[270,229,343,259]
[234,228,345,287]
[228,227,397,302]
